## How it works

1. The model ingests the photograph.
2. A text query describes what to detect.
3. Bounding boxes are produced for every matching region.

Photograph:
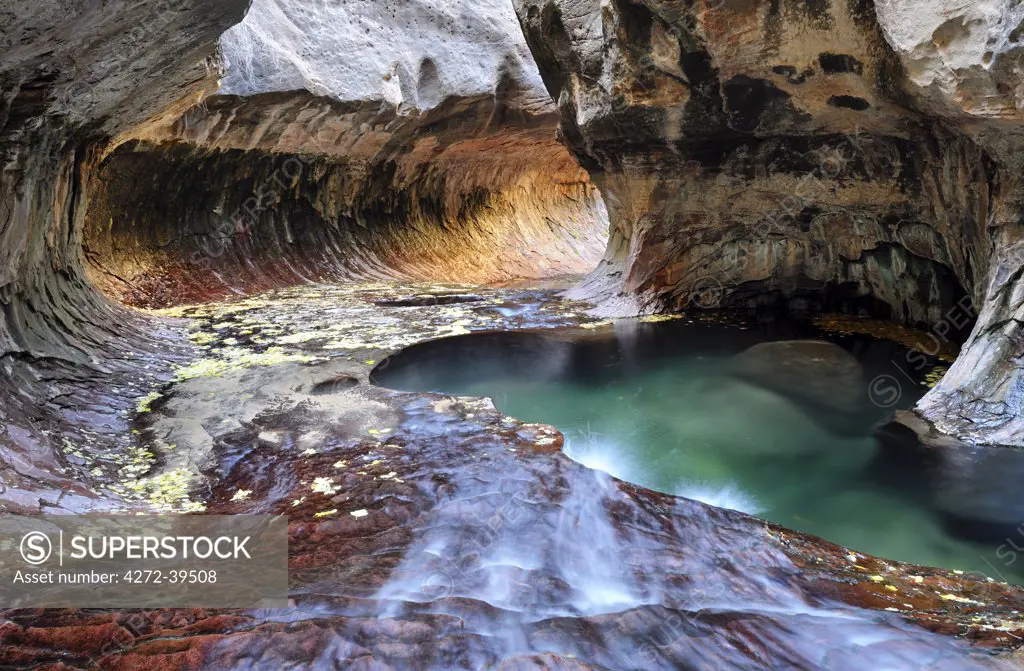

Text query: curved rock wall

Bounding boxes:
[76,0,607,308]
[874,0,1024,446]
[512,0,1024,446]
[7,2,1024,665]
[0,1,249,508]
[84,94,606,308]
[1,0,249,356]
[0,0,606,502]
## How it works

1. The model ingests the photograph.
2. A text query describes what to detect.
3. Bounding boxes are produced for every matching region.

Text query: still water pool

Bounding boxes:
[373,314,1024,584]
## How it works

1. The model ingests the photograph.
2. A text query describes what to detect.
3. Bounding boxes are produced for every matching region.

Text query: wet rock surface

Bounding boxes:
[730,340,866,414]
[5,0,1024,668]
[510,0,1024,448]
[728,338,878,437]
[4,284,1024,669]
[0,0,249,511]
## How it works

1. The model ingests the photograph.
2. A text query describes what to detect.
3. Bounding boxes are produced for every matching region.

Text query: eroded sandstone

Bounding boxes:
[512,0,1024,448]
[3,282,1022,668]
[4,0,1024,668]
[0,0,250,511]
[83,93,606,308]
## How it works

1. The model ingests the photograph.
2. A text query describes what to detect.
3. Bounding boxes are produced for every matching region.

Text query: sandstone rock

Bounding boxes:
[875,0,1024,122]
[5,0,1024,665]
[0,0,250,505]
[6,376,1024,666]
[219,0,554,114]
[82,0,609,307]
[730,340,865,415]
[512,0,985,322]
[512,0,1024,447]
[83,96,608,307]
[1,0,248,356]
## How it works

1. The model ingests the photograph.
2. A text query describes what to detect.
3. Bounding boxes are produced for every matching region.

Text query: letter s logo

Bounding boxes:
[20,532,52,565]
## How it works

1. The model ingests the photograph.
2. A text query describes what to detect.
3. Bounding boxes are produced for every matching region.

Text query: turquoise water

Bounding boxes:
[374,316,1024,583]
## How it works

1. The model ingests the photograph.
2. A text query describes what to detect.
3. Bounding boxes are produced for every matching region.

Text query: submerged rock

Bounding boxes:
[511,0,1024,448]
[6,383,1024,668]
[5,0,1024,664]
[730,340,867,419]
[372,331,575,391]
[1,282,1023,667]
[896,411,1024,546]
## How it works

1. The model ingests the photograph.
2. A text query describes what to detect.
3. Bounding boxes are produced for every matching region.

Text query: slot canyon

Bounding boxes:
[3,0,1024,668]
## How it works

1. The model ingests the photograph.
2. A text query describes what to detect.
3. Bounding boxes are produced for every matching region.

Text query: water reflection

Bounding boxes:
[373,315,1024,584]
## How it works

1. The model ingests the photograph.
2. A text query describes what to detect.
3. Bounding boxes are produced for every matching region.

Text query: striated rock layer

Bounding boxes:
[4,0,1024,668]
[83,93,606,308]
[512,0,1024,447]
[76,0,608,307]
[0,0,250,509]
[0,0,605,500]
[0,0,249,356]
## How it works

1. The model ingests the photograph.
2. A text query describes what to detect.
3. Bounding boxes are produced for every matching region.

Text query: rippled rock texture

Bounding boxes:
[1,0,247,355]
[5,0,1024,668]
[0,0,250,510]
[83,93,606,308]
[512,0,1024,447]
[7,406,1024,669]
[1,0,605,506]
[81,0,608,308]
[4,283,1024,670]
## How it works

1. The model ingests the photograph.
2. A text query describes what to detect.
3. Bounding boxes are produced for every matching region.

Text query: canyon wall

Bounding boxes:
[513,0,1024,447]
[5,0,1024,491]
[0,0,250,509]
[1,0,248,356]
[6,2,1024,666]
[84,95,604,307]
[82,0,607,307]
[0,0,605,506]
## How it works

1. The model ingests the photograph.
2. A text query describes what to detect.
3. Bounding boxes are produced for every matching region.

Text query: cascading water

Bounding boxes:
[373,315,1024,586]
[8,0,1024,666]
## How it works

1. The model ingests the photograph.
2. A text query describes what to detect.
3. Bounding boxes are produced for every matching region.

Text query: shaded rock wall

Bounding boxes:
[73,0,607,308]
[5,3,1024,665]
[0,0,606,504]
[513,0,1024,446]
[0,1,250,507]
[1,0,249,357]
[84,94,606,308]
[874,0,1024,447]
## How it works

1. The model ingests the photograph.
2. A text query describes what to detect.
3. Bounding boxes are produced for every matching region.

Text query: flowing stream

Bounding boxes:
[373,314,1024,585]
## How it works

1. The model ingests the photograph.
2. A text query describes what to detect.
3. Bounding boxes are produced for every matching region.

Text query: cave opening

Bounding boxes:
[81,108,610,309]
[7,0,1024,666]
